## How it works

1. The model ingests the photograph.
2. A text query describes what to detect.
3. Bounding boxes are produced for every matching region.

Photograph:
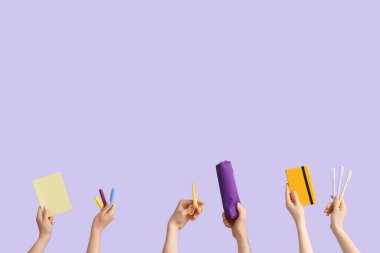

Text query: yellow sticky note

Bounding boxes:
[33,172,72,216]
[285,166,317,206]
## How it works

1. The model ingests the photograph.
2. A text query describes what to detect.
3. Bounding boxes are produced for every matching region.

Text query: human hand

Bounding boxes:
[36,206,54,241]
[324,197,347,232]
[91,204,117,233]
[285,183,305,225]
[168,200,203,231]
[222,202,248,240]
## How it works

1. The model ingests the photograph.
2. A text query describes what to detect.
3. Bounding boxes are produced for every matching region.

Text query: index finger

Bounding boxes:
[107,203,117,217]
[179,200,193,209]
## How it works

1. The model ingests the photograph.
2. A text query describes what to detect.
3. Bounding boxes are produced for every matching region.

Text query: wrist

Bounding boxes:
[295,218,306,228]
[167,220,180,233]
[38,233,51,244]
[330,223,344,234]
[235,232,248,242]
[91,224,104,235]
[233,225,248,241]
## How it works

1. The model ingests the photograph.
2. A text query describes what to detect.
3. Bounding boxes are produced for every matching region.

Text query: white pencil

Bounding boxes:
[340,171,352,200]
[332,167,336,197]
[337,166,344,197]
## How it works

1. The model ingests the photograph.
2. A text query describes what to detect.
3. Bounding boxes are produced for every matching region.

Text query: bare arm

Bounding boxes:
[162,222,179,253]
[285,184,313,253]
[28,207,54,253]
[295,221,313,253]
[86,229,102,253]
[332,227,360,253]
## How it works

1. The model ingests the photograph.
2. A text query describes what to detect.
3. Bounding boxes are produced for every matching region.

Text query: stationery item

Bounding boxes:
[337,166,344,197]
[95,196,104,210]
[99,189,107,206]
[110,188,115,205]
[188,181,202,215]
[340,171,352,200]
[216,160,241,220]
[285,166,317,206]
[33,172,72,216]
[332,168,336,197]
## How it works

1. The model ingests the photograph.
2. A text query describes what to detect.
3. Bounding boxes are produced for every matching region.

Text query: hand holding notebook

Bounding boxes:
[285,166,317,206]
[32,172,72,216]
[285,183,305,224]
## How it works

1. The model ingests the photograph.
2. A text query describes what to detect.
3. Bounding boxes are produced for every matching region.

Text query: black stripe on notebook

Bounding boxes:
[301,166,314,205]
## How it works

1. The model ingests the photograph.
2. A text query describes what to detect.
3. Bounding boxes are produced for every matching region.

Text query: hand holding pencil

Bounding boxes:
[91,203,117,233]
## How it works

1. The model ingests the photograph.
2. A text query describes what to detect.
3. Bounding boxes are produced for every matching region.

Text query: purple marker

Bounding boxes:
[216,160,241,220]
[99,189,107,206]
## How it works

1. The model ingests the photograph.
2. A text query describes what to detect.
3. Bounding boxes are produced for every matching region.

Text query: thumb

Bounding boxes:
[291,191,301,205]
[332,197,341,212]
[236,203,246,219]
[42,206,50,221]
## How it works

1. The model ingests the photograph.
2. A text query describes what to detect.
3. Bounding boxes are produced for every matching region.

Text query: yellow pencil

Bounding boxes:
[340,171,352,200]
[95,196,104,209]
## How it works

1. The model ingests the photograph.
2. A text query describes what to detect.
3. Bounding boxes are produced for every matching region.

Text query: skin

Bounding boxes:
[28,207,55,253]
[285,184,313,253]
[222,202,252,253]
[86,203,117,253]
[162,200,203,253]
[324,197,360,253]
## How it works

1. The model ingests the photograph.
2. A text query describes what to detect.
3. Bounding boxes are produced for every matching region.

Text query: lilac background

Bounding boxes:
[1,1,379,252]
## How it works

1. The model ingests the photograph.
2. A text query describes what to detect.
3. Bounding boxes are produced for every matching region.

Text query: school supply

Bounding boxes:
[285,166,317,206]
[216,161,241,220]
[33,172,72,216]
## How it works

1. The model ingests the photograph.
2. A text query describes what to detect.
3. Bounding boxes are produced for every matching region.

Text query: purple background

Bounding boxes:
[1,1,379,252]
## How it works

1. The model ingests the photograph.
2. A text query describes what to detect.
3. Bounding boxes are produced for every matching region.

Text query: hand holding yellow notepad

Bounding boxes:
[33,172,72,216]
[285,166,317,206]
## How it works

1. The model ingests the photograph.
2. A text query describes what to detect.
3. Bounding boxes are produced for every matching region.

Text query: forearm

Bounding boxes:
[86,227,102,253]
[236,233,252,253]
[296,221,313,253]
[162,222,179,253]
[331,227,360,253]
[28,235,50,253]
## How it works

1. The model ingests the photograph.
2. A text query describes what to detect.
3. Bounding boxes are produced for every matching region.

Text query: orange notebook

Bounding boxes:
[285,166,316,206]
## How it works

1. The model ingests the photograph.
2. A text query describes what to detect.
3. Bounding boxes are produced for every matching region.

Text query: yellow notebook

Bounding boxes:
[285,166,316,206]
[33,172,72,216]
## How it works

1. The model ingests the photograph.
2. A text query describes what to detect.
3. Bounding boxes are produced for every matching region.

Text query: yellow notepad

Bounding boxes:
[285,166,316,206]
[33,172,72,216]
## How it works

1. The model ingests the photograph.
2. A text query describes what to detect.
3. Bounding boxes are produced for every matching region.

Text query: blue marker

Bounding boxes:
[110,188,115,206]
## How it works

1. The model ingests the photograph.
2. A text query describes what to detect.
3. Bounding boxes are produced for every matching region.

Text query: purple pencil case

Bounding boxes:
[216,160,241,220]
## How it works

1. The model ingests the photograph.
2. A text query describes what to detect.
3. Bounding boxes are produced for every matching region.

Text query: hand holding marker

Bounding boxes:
[326,167,360,253]
[87,188,116,253]
[94,188,115,210]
